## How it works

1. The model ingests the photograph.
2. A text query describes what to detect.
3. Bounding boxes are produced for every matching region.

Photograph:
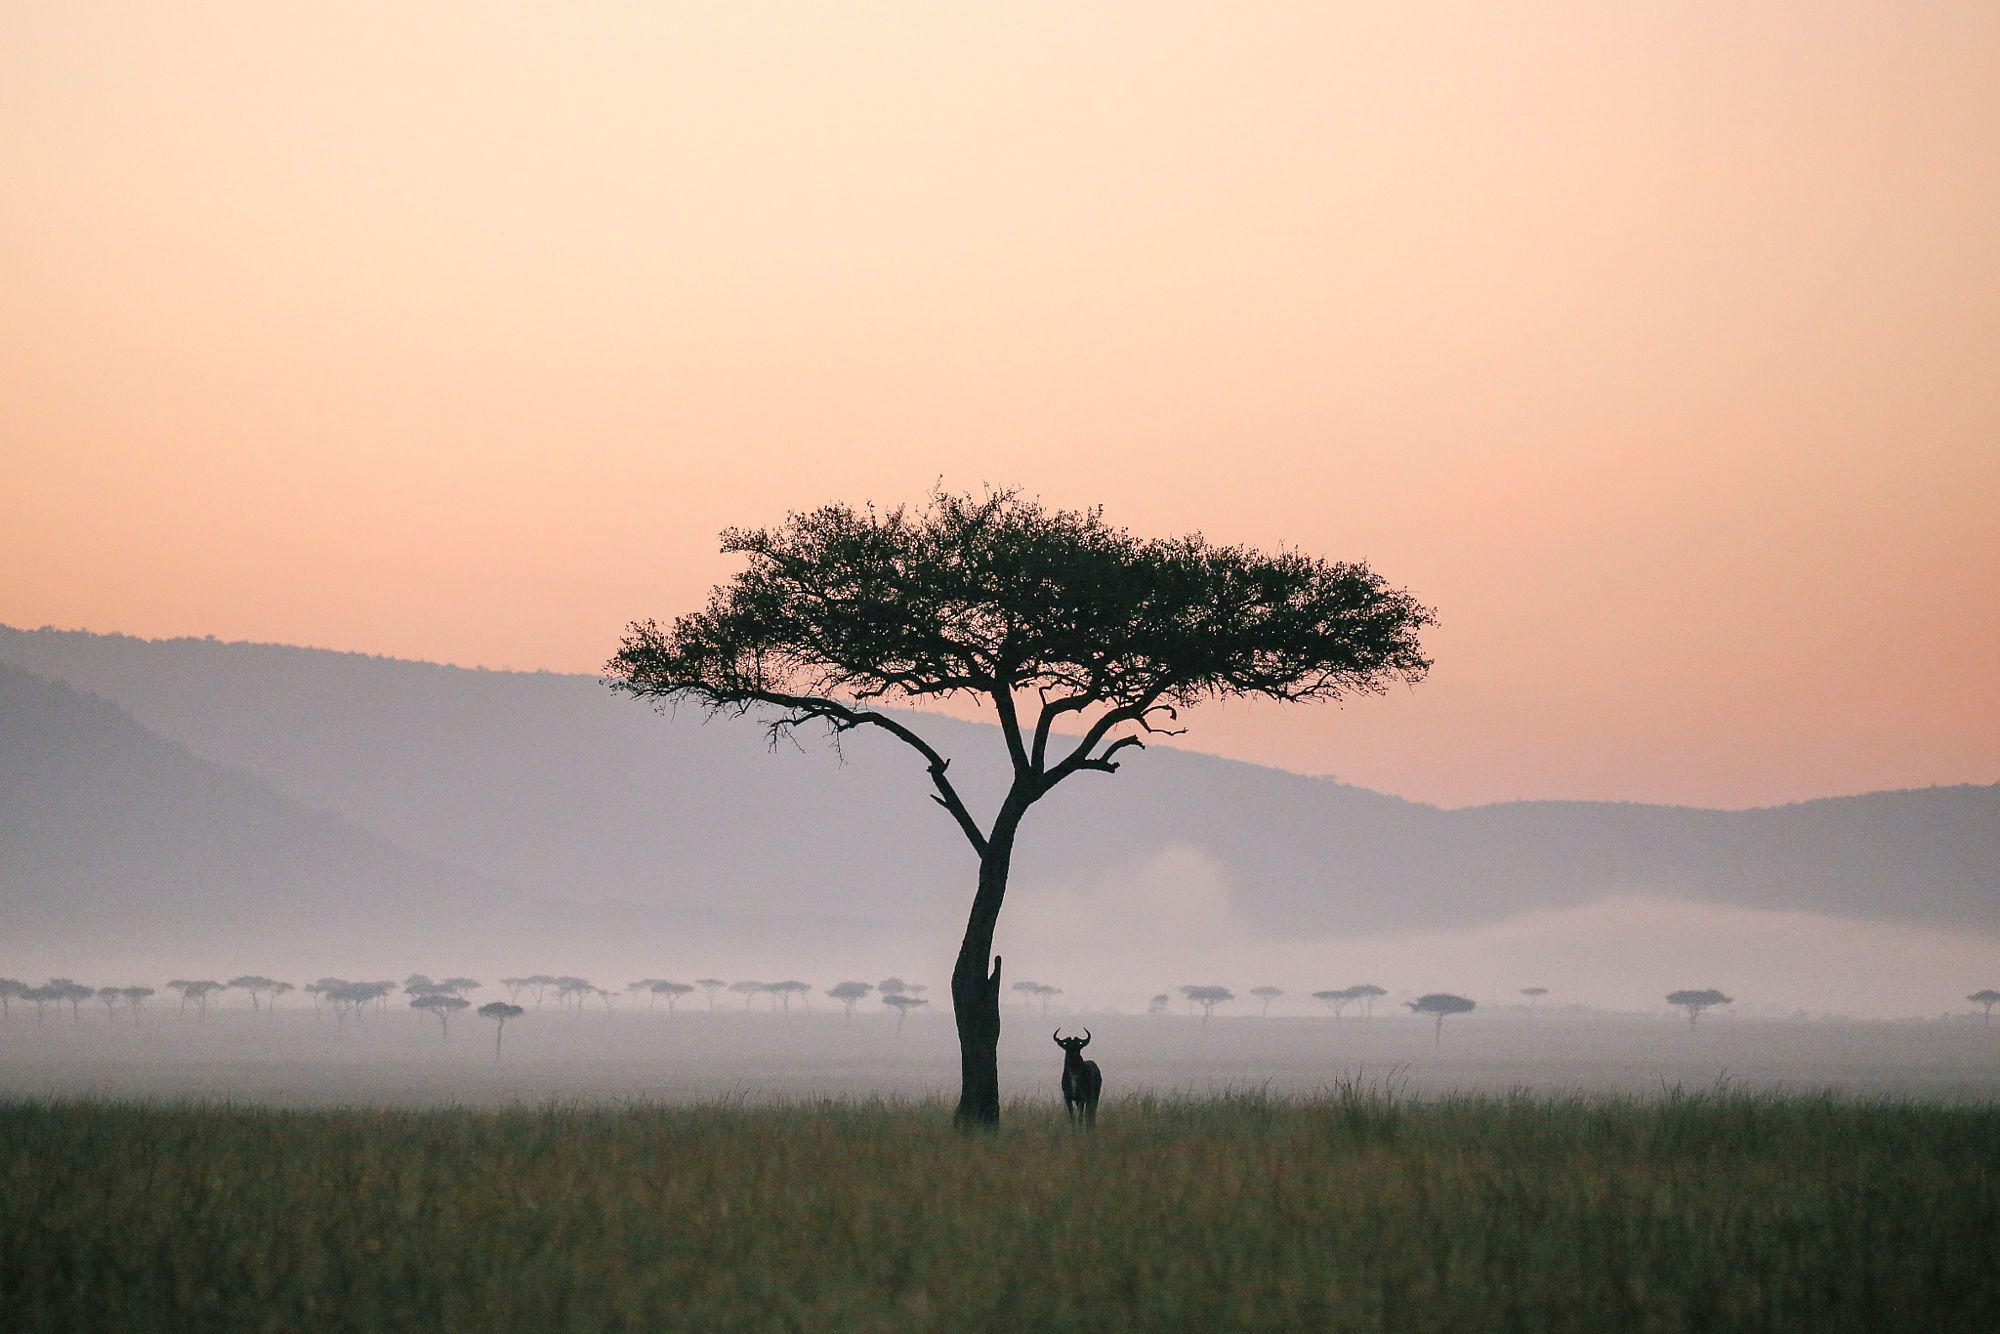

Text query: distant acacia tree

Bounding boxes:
[608,489,1434,1127]
[47,979,94,1020]
[1520,987,1549,1007]
[1012,981,1060,1014]
[270,981,296,1008]
[883,993,926,1035]
[554,977,594,1010]
[412,992,470,1037]
[828,982,873,1017]
[1408,992,1476,1045]
[0,978,26,1019]
[479,1001,523,1057]
[22,984,55,1021]
[1969,990,2000,1024]
[591,987,619,1010]
[729,980,766,1010]
[501,977,530,1003]
[166,979,224,1018]
[1312,989,1353,1020]
[121,985,154,1014]
[651,981,696,1011]
[524,975,561,1007]
[228,976,283,1010]
[1180,986,1234,1024]
[696,979,728,1010]
[1348,984,1387,1018]
[97,986,124,1019]
[1147,994,1170,1017]
[768,981,812,1013]
[629,979,669,1007]
[1666,989,1733,1027]
[1250,986,1283,1017]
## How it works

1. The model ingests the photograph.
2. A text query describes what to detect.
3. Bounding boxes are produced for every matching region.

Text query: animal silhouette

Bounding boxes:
[1053,1028,1102,1126]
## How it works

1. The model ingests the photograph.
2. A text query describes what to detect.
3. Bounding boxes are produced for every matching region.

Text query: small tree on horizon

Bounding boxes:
[97,986,123,1019]
[1520,987,1548,1007]
[1180,985,1234,1025]
[1349,984,1387,1018]
[1147,993,1170,1017]
[48,979,94,1020]
[1969,989,2000,1024]
[166,979,224,1018]
[768,980,812,1013]
[828,981,873,1017]
[412,992,470,1038]
[651,981,696,1011]
[729,980,765,1010]
[696,978,728,1009]
[607,488,1433,1127]
[883,993,926,1035]
[121,985,154,1014]
[0,978,26,1020]
[229,976,284,1010]
[1666,989,1733,1027]
[479,1001,524,1057]
[1250,986,1283,1016]
[1408,992,1476,1045]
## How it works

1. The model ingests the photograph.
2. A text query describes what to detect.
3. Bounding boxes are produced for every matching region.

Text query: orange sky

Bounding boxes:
[3,2,1996,809]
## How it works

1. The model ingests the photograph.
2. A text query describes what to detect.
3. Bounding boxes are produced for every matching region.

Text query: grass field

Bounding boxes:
[3,1087,1996,1332]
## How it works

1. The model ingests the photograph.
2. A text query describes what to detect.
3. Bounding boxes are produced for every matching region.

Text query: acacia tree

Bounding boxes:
[1666,989,1733,1027]
[412,992,470,1038]
[121,985,154,1015]
[479,1001,524,1057]
[1251,986,1284,1016]
[1408,992,1476,1045]
[728,980,766,1010]
[0,978,25,1019]
[1181,985,1235,1024]
[828,981,873,1017]
[608,490,1433,1126]
[1519,987,1548,1007]
[1348,984,1388,1018]
[768,980,812,1013]
[883,993,926,1034]
[651,981,696,1011]
[1969,989,2000,1024]
[696,978,728,1010]
[1147,993,1170,1017]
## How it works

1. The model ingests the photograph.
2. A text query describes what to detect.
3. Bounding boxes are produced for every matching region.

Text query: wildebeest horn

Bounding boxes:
[1080,1028,1091,1048]
[1052,1029,1063,1044]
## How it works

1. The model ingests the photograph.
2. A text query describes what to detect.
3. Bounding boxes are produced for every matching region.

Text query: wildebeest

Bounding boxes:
[1053,1028,1102,1126]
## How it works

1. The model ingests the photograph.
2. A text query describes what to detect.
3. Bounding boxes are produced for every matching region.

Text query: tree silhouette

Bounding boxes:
[767,981,812,1013]
[1348,984,1388,1018]
[1250,986,1283,1016]
[228,976,283,1010]
[1180,985,1234,1024]
[1520,987,1548,1007]
[1147,993,1170,1017]
[22,984,54,1021]
[696,978,728,1010]
[728,980,765,1010]
[1012,981,1060,1014]
[97,986,123,1020]
[1312,989,1353,1020]
[47,979,94,1021]
[269,981,295,1008]
[501,977,530,1004]
[828,981,873,1017]
[1666,989,1733,1027]
[629,979,668,1008]
[1408,992,1475,1045]
[650,981,695,1011]
[479,1001,524,1057]
[0,978,25,1020]
[883,993,926,1034]
[166,980,224,1018]
[1969,989,2000,1024]
[412,992,470,1037]
[554,977,593,1010]
[608,489,1433,1126]
[121,985,154,1014]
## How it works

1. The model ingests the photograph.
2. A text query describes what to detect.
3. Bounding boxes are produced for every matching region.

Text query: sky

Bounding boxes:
[4,1,1996,810]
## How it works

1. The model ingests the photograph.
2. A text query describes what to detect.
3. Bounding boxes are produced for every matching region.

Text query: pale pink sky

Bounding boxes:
[3,2,1996,808]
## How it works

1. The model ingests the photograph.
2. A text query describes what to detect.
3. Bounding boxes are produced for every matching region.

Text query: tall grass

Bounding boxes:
[2,1089,1995,1332]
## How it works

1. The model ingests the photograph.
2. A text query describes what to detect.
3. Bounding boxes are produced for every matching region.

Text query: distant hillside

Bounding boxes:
[0,660,498,956]
[2,625,1995,939]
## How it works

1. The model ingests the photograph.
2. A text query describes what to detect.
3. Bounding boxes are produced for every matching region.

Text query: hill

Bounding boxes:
[3,625,1994,948]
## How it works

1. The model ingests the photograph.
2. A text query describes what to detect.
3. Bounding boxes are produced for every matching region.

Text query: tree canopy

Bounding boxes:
[608,490,1434,852]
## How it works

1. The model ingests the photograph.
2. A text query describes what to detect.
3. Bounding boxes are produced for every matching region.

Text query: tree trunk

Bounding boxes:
[952,804,1023,1129]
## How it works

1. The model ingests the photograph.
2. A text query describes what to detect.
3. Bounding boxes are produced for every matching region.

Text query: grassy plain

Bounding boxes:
[3,1088,1997,1333]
